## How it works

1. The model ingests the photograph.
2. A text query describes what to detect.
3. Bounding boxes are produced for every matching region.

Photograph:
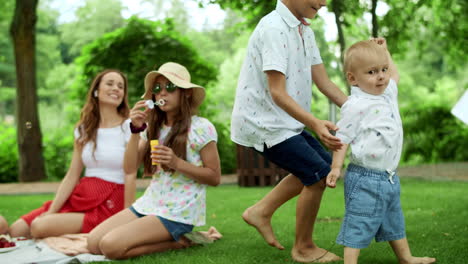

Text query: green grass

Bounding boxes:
[1,178,467,263]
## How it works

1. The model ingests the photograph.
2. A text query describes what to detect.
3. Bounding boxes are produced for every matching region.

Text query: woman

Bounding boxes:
[9,69,135,238]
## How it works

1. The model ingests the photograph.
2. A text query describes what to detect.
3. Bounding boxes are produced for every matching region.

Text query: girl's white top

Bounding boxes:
[336,79,403,172]
[74,119,132,184]
[132,116,218,226]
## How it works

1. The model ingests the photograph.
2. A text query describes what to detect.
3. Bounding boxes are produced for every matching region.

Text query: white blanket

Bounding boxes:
[0,240,107,264]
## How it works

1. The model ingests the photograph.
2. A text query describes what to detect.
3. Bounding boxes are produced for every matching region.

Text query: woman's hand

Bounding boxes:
[130,100,151,128]
[151,145,181,170]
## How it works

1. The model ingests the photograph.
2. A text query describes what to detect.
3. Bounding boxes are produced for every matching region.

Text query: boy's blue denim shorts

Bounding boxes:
[129,206,194,241]
[258,130,331,186]
[337,164,406,249]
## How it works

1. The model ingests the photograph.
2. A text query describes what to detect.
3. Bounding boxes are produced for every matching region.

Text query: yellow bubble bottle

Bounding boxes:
[150,140,159,165]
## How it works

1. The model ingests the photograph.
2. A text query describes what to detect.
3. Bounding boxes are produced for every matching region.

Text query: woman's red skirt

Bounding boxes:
[21,177,124,233]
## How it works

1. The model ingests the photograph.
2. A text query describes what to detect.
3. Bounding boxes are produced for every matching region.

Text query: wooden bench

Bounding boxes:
[236,145,289,187]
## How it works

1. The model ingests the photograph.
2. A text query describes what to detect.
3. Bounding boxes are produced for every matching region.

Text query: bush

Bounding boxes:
[401,105,468,164]
[0,123,18,183]
[0,122,74,183]
[42,125,74,181]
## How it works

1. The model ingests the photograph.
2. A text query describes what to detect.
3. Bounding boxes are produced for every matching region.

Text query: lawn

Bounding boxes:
[1,178,467,264]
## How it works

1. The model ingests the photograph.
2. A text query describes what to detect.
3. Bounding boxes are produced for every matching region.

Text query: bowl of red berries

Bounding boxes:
[0,235,18,253]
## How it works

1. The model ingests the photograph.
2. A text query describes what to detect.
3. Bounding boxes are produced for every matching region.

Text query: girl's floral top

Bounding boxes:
[132,116,217,226]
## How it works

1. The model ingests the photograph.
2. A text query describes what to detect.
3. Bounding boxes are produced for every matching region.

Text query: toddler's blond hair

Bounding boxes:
[344,40,387,74]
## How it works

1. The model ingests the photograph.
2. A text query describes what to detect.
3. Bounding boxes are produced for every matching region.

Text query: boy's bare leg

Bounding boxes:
[242,174,303,250]
[389,238,436,264]
[343,247,360,264]
[291,178,341,263]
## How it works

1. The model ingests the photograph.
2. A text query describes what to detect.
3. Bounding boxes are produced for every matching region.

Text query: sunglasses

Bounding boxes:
[152,82,179,94]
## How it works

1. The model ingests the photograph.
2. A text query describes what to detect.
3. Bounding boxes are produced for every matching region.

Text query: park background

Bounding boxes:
[0,0,467,183]
[0,1,467,264]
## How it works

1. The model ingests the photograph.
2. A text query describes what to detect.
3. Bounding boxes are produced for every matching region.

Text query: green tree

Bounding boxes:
[59,0,126,63]
[71,17,217,111]
[10,0,46,182]
[382,0,467,69]
[0,0,16,118]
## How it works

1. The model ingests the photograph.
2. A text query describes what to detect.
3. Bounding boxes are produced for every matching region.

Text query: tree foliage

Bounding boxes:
[59,0,126,63]
[71,17,218,108]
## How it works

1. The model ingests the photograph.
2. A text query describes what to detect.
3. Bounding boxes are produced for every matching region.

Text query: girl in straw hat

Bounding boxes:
[88,62,221,259]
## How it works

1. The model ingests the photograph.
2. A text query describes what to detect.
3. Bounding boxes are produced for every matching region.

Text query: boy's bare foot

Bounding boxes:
[400,256,436,264]
[291,247,341,263]
[242,206,284,250]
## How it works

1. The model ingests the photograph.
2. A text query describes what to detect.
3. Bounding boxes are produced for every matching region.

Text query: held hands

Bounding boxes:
[326,168,341,188]
[130,100,151,128]
[151,145,180,170]
[310,119,343,151]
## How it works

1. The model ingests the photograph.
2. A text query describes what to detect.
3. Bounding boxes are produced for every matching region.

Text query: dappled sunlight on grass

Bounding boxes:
[0,178,467,263]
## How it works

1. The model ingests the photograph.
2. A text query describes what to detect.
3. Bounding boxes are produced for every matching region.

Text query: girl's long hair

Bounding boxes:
[75,69,130,154]
[143,88,195,175]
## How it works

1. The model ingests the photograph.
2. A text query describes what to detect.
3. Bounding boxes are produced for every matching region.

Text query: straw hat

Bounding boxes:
[142,62,205,109]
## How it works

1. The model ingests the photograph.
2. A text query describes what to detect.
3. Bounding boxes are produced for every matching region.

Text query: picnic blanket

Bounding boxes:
[0,227,222,263]
[0,240,106,264]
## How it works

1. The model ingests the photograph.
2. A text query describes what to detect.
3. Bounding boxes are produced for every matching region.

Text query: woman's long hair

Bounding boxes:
[75,69,130,154]
[143,88,195,175]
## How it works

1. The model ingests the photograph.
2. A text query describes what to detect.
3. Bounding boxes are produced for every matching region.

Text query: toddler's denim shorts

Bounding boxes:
[336,164,406,249]
[129,206,193,241]
[258,130,331,186]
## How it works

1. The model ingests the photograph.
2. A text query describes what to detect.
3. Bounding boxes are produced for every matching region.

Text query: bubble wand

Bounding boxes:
[145,99,165,109]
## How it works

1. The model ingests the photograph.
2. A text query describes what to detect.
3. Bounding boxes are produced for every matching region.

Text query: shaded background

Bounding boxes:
[0,0,466,182]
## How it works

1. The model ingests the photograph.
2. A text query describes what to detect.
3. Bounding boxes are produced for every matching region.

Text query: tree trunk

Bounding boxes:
[10,0,46,182]
[371,0,379,37]
[331,0,349,94]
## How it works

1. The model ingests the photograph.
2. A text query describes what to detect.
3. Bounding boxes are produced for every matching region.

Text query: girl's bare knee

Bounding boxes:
[99,234,125,259]
[86,232,101,255]
[30,218,46,238]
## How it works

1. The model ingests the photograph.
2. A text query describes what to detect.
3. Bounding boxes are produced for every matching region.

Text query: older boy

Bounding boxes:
[326,38,436,264]
[231,0,347,262]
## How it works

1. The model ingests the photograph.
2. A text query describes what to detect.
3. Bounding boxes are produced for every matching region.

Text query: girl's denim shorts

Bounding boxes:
[129,206,193,241]
[336,164,406,248]
[258,130,331,186]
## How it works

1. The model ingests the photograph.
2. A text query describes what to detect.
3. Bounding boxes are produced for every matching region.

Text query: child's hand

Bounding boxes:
[151,145,180,170]
[326,168,341,188]
[311,119,343,151]
[130,100,151,128]
[371,37,387,49]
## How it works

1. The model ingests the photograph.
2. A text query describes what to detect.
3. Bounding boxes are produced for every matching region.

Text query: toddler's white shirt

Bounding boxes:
[75,119,131,184]
[231,0,322,152]
[336,79,403,172]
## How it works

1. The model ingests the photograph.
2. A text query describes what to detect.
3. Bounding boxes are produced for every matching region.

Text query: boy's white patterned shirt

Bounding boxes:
[336,79,403,172]
[231,0,322,152]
